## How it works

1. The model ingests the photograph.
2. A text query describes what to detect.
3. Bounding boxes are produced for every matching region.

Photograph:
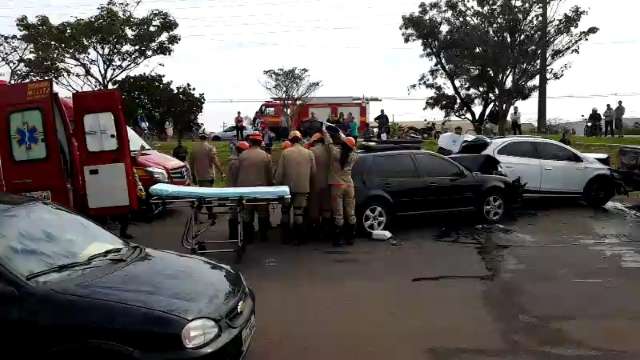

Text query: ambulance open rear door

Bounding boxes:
[72,90,138,217]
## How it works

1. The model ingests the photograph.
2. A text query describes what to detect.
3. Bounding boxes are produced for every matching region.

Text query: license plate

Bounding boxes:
[21,191,51,201]
[241,315,256,353]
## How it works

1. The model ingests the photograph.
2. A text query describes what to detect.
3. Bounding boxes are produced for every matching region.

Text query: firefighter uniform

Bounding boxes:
[227,141,249,240]
[308,138,332,232]
[275,141,316,235]
[237,145,273,242]
[325,130,358,245]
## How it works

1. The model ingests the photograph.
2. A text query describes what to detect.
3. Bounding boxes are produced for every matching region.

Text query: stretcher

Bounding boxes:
[149,184,290,263]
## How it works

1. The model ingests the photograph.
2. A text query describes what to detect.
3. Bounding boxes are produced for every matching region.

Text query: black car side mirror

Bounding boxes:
[0,283,18,301]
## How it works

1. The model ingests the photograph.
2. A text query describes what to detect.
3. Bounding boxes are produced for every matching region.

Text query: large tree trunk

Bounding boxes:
[497,104,513,136]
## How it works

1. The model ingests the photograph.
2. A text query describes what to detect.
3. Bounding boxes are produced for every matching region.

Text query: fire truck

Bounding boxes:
[257,96,379,134]
[0,79,188,218]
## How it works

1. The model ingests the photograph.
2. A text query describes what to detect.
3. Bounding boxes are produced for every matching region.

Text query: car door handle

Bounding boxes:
[544,167,553,171]
[504,165,514,169]
[429,182,438,186]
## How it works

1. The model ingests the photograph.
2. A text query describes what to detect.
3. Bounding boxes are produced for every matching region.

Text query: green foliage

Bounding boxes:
[400,0,598,133]
[389,122,402,138]
[262,67,321,118]
[0,34,30,83]
[16,0,180,91]
[116,73,205,139]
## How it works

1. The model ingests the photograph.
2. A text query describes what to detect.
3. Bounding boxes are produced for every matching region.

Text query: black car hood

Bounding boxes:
[53,249,244,320]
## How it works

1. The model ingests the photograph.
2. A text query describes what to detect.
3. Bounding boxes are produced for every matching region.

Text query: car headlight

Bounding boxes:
[145,167,169,183]
[181,318,220,349]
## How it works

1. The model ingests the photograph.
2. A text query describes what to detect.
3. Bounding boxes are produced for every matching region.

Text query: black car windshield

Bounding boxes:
[0,202,126,279]
[127,126,153,151]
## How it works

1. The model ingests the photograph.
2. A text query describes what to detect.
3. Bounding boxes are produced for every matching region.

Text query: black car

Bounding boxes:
[352,149,518,232]
[0,193,255,359]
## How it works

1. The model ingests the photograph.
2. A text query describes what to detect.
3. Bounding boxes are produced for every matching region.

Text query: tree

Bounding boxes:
[16,0,180,92]
[116,73,205,140]
[400,0,598,134]
[261,67,321,123]
[0,34,30,83]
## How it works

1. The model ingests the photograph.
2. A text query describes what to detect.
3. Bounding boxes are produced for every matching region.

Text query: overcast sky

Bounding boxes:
[1,0,639,131]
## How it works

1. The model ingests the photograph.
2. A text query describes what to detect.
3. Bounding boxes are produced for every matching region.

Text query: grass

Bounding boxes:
[152,136,640,182]
[153,139,283,187]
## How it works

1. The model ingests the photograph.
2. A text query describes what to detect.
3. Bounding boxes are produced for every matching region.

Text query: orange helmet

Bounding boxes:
[344,137,357,150]
[236,141,250,151]
[246,131,263,142]
[310,132,323,143]
[281,140,292,150]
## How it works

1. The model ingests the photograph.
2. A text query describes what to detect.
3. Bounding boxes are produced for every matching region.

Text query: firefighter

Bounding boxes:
[274,130,316,244]
[237,132,273,242]
[227,141,249,240]
[281,140,292,151]
[323,127,358,246]
[308,132,332,240]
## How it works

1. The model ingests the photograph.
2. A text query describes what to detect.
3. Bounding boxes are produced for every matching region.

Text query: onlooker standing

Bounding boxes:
[510,106,522,135]
[234,111,245,140]
[260,121,273,154]
[615,100,626,138]
[172,139,188,162]
[274,131,316,244]
[189,134,224,187]
[485,106,499,136]
[280,112,290,135]
[346,112,359,139]
[588,108,603,137]
[603,104,615,137]
[374,109,390,139]
[164,119,174,140]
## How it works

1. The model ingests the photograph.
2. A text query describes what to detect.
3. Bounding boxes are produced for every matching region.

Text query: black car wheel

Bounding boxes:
[479,191,506,223]
[212,135,221,141]
[583,178,614,208]
[360,201,390,233]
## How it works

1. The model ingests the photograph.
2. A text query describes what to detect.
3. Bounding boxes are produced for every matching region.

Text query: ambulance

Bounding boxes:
[0,79,187,219]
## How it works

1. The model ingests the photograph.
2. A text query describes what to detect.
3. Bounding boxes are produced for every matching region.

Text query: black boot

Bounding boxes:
[258,218,270,242]
[243,222,255,244]
[281,223,292,244]
[344,223,356,246]
[332,224,344,247]
[228,217,239,240]
[293,223,307,246]
[319,220,331,243]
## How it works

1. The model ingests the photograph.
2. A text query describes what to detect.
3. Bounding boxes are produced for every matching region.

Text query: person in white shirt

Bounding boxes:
[164,119,173,139]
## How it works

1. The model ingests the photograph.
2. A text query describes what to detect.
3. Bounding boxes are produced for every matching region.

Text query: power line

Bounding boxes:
[202,93,640,103]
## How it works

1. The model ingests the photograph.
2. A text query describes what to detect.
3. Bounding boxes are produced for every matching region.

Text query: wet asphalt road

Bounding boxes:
[128,198,640,360]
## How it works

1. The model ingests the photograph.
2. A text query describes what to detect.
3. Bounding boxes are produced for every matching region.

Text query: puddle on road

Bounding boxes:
[323,249,350,255]
[418,225,513,282]
[589,245,640,268]
[604,202,640,218]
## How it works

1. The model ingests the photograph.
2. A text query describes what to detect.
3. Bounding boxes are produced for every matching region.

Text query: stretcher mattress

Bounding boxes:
[150,183,290,200]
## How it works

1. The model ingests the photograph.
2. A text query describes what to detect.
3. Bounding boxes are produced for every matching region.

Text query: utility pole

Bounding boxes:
[537,0,548,133]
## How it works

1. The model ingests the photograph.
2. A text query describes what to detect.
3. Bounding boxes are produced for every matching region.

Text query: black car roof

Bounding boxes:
[357,149,433,157]
[0,192,37,207]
